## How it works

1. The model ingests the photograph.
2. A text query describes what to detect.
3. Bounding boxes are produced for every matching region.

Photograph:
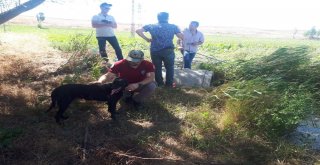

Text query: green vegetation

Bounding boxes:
[1,24,320,164]
[304,26,320,39]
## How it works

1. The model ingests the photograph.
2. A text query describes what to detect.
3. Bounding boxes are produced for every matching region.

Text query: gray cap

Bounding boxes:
[126,50,144,62]
[100,2,112,8]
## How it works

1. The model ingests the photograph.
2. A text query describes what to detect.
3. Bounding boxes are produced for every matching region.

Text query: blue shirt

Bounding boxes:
[143,23,181,52]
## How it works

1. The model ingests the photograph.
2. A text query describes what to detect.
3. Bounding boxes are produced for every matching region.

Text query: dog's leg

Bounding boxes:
[46,97,56,112]
[108,100,117,120]
[55,99,72,124]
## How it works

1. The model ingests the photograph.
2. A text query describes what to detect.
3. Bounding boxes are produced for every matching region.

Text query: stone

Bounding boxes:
[162,68,213,88]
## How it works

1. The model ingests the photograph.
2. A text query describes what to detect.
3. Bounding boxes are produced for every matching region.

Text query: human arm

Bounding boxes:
[136,28,152,42]
[125,72,155,91]
[176,32,184,41]
[97,72,117,83]
[91,16,117,28]
[191,33,204,46]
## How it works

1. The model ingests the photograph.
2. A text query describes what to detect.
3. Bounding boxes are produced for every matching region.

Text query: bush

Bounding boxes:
[304,26,320,39]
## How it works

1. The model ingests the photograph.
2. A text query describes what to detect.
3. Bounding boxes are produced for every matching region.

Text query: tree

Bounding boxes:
[0,0,45,25]
[304,26,318,39]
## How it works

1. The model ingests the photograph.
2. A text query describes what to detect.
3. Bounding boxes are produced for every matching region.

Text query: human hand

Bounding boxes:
[191,42,198,46]
[146,38,152,42]
[101,20,112,24]
[125,83,139,91]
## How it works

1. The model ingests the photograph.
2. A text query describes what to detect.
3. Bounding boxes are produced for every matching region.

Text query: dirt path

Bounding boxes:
[0,32,67,72]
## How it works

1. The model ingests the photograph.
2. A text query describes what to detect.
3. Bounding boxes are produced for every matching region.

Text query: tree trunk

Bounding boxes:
[0,0,46,25]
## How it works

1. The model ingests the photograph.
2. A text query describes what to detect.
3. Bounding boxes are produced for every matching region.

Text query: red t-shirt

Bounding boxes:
[109,59,155,84]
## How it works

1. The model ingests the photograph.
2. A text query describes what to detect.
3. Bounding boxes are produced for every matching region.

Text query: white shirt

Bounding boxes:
[91,13,116,37]
[182,28,204,53]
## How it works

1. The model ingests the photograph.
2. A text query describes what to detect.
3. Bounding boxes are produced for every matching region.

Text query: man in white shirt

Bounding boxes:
[91,2,123,61]
[178,21,204,69]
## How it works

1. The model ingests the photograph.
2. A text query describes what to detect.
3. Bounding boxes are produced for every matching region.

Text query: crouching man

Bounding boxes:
[96,50,157,110]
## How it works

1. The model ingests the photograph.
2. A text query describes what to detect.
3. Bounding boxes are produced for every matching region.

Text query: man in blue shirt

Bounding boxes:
[136,12,183,87]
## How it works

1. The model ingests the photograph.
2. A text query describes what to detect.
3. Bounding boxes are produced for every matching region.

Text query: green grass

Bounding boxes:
[1,24,320,164]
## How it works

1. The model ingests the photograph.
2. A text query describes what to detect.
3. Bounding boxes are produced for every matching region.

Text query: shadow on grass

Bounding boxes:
[0,62,212,165]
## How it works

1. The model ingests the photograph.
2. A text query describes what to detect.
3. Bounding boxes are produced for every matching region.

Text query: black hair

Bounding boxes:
[157,12,169,23]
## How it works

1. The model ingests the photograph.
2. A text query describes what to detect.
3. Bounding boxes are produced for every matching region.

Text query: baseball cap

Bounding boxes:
[100,2,112,8]
[126,50,144,63]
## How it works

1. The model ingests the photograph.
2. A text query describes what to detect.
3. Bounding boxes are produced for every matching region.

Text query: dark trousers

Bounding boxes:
[97,36,123,60]
[183,51,196,69]
[151,49,175,87]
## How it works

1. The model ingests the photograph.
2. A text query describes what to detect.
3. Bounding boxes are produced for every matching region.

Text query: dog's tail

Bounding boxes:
[46,96,56,113]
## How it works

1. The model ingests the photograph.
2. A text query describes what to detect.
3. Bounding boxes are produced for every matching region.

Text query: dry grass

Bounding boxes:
[0,33,211,165]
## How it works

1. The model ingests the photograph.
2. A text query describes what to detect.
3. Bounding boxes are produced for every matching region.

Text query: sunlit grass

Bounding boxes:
[1,24,320,164]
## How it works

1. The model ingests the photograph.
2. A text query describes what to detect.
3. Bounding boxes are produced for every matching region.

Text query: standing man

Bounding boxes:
[136,12,183,87]
[91,2,123,61]
[178,21,204,69]
[96,50,156,110]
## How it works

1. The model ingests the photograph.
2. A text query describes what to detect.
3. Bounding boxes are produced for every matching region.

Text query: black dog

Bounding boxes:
[46,78,128,124]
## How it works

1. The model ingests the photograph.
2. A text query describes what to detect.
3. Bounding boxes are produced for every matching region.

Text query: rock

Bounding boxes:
[162,68,213,88]
[288,116,320,150]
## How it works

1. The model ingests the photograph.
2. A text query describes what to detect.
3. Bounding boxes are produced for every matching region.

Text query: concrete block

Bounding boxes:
[162,68,213,88]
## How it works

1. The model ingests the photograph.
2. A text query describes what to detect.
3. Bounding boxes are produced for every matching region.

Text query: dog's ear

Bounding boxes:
[111,78,127,89]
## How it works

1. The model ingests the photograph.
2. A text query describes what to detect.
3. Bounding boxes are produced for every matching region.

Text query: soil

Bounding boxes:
[0,32,68,72]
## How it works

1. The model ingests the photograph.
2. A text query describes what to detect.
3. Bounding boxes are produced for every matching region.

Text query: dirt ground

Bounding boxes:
[0,32,67,72]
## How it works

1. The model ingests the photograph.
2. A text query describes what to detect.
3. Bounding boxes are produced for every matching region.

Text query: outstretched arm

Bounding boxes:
[97,72,117,83]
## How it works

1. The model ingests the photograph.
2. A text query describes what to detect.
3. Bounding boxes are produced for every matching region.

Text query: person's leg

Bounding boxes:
[106,36,123,60]
[163,49,175,87]
[190,53,196,69]
[132,82,157,103]
[151,52,164,86]
[183,51,191,69]
[97,37,108,58]
[183,52,196,69]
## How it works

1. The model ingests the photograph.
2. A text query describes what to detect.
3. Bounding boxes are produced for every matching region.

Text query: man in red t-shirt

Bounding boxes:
[96,50,156,109]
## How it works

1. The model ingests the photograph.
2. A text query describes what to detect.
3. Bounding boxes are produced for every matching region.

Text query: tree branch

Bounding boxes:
[0,0,46,25]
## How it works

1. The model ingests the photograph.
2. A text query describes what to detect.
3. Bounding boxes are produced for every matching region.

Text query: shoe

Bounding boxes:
[102,57,109,62]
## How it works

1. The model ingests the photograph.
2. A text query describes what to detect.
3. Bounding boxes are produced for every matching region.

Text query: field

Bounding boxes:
[1,23,320,165]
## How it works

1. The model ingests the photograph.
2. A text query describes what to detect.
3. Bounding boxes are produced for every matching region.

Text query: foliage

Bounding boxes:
[304,26,320,39]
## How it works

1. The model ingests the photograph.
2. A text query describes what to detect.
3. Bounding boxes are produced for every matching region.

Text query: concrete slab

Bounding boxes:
[162,68,213,88]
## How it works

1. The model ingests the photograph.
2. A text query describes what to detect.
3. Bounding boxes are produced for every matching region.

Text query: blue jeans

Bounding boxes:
[97,36,123,60]
[151,49,175,87]
[183,51,196,69]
